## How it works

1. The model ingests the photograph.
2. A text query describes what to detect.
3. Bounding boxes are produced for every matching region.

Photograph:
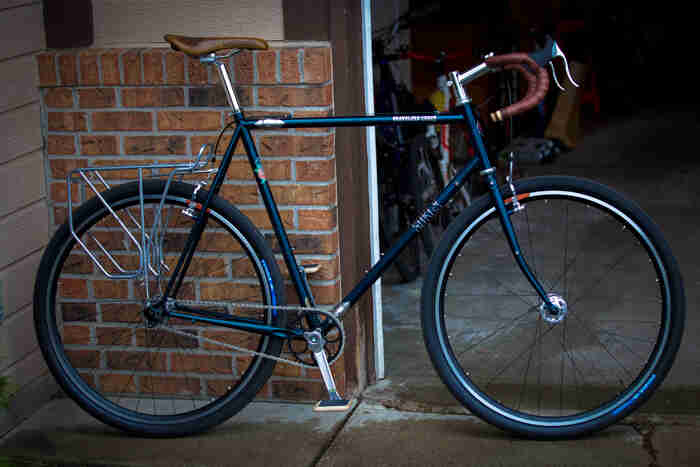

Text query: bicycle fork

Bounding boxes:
[460,103,557,313]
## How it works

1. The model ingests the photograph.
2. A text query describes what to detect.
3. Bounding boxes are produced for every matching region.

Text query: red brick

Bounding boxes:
[99,374,138,393]
[280,48,301,83]
[303,48,332,83]
[124,135,186,155]
[107,351,167,371]
[48,112,87,132]
[202,330,260,352]
[101,50,121,85]
[226,159,290,181]
[142,49,164,84]
[50,182,80,202]
[141,376,201,396]
[65,349,100,369]
[190,134,248,157]
[135,329,198,349]
[96,327,133,346]
[44,88,73,108]
[157,111,221,131]
[122,50,142,85]
[298,209,337,231]
[47,135,75,155]
[241,208,294,230]
[78,88,116,108]
[36,53,57,86]
[80,135,118,155]
[187,57,208,84]
[171,354,232,374]
[121,87,184,107]
[271,231,338,254]
[219,184,259,204]
[269,183,336,206]
[257,84,332,107]
[234,51,254,84]
[93,280,129,299]
[256,50,277,84]
[63,325,90,345]
[58,54,78,85]
[79,52,100,85]
[92,111,153,131]
[58,278,87,299]
[296,159,335,181]
[102,303,142,323]
[258,135,333,157]
[165,51,185,84]
[49,158,87,178]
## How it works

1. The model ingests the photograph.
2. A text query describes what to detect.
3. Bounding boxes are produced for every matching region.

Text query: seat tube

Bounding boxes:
[238,125,313,308]
[460,103,552,306]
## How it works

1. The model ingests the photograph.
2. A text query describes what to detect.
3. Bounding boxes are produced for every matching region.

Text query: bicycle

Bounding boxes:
[33,34,685,440]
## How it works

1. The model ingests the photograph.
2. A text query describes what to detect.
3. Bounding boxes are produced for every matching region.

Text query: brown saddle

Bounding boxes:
[164,34,268,57]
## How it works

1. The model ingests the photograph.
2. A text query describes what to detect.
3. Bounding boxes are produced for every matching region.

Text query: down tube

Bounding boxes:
[341,155,481,308]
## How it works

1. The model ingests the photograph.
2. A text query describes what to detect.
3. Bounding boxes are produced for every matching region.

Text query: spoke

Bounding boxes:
[483,317,558,388]
[453,308,536,360]
[568,312,634,383]
[569,252,628,307]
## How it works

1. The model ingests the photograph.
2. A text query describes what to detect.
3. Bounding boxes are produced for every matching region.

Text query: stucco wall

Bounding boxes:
[92,0,283,48]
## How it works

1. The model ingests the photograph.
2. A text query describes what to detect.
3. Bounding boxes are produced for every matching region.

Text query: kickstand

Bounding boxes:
[305,330,352,412]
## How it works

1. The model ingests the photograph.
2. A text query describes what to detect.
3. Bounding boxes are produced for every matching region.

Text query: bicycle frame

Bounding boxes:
[160,65,554,341]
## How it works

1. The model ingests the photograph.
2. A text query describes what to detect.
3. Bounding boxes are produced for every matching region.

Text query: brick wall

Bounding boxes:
[36,44,344,402]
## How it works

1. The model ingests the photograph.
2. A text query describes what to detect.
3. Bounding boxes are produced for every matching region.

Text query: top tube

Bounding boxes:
[242,113,466,129]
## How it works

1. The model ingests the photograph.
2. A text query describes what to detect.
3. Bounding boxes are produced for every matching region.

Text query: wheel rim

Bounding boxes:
[434,189,671,426]
[46,192,278,423]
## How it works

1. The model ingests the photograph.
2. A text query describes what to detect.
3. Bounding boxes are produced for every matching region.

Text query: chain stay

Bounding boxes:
[163,299,344,369]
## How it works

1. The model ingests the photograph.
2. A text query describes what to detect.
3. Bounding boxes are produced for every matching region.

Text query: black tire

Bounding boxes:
[421,176,684,439]
[34,180,287,437]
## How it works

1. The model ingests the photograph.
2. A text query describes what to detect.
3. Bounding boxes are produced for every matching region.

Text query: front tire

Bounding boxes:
[421,176,684,438]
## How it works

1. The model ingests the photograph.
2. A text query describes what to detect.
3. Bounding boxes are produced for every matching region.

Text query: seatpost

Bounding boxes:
[202,52,242,115]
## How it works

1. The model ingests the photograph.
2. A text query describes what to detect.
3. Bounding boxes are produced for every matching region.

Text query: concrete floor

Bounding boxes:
[374,110,700,415]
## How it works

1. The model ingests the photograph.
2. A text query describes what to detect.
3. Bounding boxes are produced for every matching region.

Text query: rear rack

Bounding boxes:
[66,144,217,293]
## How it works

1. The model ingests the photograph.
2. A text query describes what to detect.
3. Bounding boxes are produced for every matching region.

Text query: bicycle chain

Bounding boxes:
[162,300,344,369]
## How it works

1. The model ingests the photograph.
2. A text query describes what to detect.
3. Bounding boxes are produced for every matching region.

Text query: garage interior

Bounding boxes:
[369,0,700,414]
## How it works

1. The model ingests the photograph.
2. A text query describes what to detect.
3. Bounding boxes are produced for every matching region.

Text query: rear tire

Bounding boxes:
[34,180,286,437]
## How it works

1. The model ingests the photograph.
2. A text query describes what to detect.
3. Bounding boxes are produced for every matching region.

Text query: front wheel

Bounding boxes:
[421,176,684,439]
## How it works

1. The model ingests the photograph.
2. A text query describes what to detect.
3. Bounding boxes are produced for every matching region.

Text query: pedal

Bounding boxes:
[314,398,352,412]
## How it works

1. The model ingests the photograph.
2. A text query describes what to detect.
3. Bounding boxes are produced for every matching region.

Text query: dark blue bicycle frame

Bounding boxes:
[162,103,553,340]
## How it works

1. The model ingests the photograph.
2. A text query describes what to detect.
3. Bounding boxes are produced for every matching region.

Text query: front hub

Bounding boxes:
[539,293,568,323]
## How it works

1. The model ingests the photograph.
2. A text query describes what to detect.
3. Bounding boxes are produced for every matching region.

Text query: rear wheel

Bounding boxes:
[34,180,286,437]
[421,176,684,438]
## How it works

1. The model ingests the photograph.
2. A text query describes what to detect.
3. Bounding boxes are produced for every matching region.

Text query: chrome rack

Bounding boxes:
[66,144,216,298]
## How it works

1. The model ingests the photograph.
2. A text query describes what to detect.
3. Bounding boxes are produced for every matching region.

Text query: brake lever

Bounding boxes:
[549,41,580,91]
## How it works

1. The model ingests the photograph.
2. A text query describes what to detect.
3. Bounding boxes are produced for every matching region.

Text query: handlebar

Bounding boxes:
[449,36,579,122]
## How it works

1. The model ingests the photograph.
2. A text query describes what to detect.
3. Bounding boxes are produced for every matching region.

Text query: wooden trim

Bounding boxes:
[283,0,375,393]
